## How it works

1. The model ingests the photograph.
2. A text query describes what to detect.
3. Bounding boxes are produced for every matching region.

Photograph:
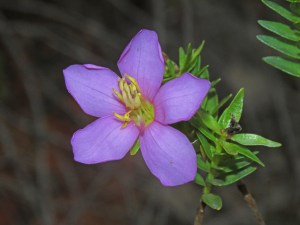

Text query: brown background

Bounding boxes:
[0,0,299,224]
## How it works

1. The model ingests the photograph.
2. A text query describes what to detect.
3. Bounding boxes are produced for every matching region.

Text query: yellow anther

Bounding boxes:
[121,121,128,128]
[119,77,125,91]
[113,88,123,101]
[124,110,132,118]
[113,111,132,128]
[113,112,131,122]
[125,74,141,92]
[113,74,154,128]
[123,82,131,94]
[130,83,137,95]
[121,91,133,109]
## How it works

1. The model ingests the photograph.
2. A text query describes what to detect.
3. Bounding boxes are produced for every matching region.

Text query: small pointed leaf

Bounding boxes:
[204,88,219,115]
[257,35,300,59]
[196,132,214,160]
[211,93,233,115]
[179,47,186,69]
[224,142,265,166]
[221,141,238,155]
[218,88,244,129]
[211,78,221,87]
[258,20,300,41]
[198,110,221,134]
[212,160,252,173]
[197,155,211,173]
[191,41,205,62]
[263,56,300,77]
[231,133,282,147]
[262,0,300,23]
[202,193,222,210]
[195,173,206,186]
[199,127,218,143]
[208,166,257,186]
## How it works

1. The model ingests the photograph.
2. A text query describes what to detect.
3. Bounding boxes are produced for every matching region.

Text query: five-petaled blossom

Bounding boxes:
[63,29,210,186]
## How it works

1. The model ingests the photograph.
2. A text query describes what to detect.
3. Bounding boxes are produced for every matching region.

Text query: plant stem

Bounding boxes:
[237,181,266,225]
[193,201,206,225]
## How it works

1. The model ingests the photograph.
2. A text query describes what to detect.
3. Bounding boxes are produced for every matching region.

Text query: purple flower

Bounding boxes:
[63,29,210,186]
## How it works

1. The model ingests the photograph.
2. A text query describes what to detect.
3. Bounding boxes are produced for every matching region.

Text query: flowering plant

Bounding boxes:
[64,29,210,186]
[63,28,281,223]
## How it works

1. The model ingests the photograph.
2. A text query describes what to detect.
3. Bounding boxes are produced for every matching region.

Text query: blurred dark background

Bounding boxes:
[0,0,299,224]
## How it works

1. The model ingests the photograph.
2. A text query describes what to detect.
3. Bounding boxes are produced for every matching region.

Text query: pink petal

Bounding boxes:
[117,29,164,100]
[140,121,197,186]
[72,116,140,164]
[154,73,210,125]
[63,64,126,117]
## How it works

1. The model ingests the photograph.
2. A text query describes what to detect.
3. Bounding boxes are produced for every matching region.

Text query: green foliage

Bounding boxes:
[258,0,300,77]
[263,56,300,75]
[207,166,257,186]
[231,133,282,147]
[201,193,222,210]
[163,42,208,82]
[218,88,244,129]
[195,173,206,186]
[163,43,281,210]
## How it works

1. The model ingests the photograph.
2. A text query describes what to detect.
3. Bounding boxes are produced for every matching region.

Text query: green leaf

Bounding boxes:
[221,141,238,155]
[200,67,210,79]
[263,56,300,77]
[201,193,222,210]
[197,155,211,173]
[199,127,218,143]
[257,35,300,59]
[231,133,282,147]
[191,41,205,62]
[181,43,193,72]
[204,88,219,115]
[208,166,257,186]
[194,65,209,77]
[258,20,300,41]
[211,94,233,115]
[130,139,140,155]
[195,173,206,186]
[224,142,265,166]
[214,153,245,165]
[211,78,221,87]
[179,47,186,69]
[197,132,214,160]
[262,0,300,23]
[198,110,221,134]
[191,57,201,76]
[218,88,244,129]
[212,160,252,173]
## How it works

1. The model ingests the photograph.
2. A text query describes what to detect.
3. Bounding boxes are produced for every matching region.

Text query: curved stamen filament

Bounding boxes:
[112,74,154,128]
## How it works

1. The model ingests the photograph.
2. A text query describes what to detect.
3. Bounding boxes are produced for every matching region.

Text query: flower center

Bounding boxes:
[113,74,154,128]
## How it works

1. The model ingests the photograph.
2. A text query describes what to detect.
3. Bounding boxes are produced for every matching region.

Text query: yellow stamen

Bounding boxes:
[119,78,124,91]
[112,74,154,128]
[113,111,131,122]
[113,89,123,101]
[130,83,137,95]
[121,121,128,128]
[125,74,141,92]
